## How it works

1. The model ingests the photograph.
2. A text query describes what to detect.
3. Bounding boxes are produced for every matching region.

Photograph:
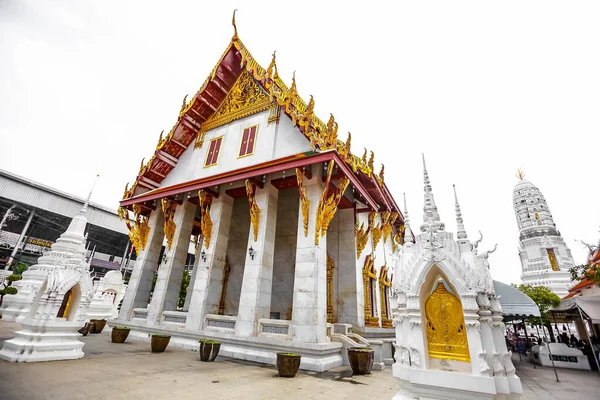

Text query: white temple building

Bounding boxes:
[392,157,522,399]
[513,172,573,297]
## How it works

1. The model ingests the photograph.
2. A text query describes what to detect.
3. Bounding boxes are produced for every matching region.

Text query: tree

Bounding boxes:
[514,284,561,341]
[570,234,600,285]
[178,270,190,310]
[0,274,22,308]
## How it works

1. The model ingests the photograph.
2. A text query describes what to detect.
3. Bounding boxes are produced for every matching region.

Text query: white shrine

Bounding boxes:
[513,172,573,297]
[86,270,127,320]
[391,157,522,399]
[0,196,95,362]
[114,16,403,371]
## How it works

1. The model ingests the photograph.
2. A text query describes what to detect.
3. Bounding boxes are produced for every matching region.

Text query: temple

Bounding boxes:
[513,171,573,297]
[115,14,403,371]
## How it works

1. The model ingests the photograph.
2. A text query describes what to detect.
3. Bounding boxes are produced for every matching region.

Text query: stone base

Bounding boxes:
[392,364,512,400]
[112,319,343,372]
[0,319,85,362]
[0,296,33,322]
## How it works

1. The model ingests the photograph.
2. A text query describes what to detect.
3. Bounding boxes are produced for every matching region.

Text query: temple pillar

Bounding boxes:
[235,184,278,337]
[290,174,327,343]
[478,307,498,377]
[147,200,195,325]
[119,209,164,320]
[336,208,360,326]
[186,191,234,330]
[463,295,486,376]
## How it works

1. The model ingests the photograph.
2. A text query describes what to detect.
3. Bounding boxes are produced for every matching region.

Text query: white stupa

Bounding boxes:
[391,156,522,399]
[513,171,573,297]
[0,184,96,362]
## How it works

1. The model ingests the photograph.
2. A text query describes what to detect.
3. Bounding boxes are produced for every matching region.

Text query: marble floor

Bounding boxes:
[0,320,598,399]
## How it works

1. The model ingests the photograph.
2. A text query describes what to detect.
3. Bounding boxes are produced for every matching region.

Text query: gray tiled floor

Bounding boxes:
[0,321,598,399]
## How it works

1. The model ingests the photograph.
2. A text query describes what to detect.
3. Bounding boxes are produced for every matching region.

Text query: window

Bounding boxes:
[205,136,223,167]
[238,125,258,157]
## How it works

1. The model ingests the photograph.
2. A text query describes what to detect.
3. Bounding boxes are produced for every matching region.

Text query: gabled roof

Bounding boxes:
[121,26,401,218]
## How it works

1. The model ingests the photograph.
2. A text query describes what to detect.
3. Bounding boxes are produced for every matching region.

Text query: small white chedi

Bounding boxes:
[0,196,95,362]
[86,270,127,321]
[391,157,522,399]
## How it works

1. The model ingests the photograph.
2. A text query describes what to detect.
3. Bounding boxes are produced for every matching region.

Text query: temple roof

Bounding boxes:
[121,23,401,217]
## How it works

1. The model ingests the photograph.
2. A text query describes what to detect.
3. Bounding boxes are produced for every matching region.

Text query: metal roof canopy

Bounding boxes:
[553,295,600,324]
[493,280,541,322]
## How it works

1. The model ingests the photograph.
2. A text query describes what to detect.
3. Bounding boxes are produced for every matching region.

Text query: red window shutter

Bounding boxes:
[247,126,257,155]
[205,139,218,166]
[239,128,250,156]
[211,137,222,165]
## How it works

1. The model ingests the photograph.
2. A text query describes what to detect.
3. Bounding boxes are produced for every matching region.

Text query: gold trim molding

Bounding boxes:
[295,168,310,237]
[363,254,380,327]
[161,198,177,251]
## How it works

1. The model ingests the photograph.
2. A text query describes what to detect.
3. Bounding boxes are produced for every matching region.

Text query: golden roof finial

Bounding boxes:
[345,132,352,154]
[180,94,188,113]
[267,50,278,79]
[362,148,367,163]
[517,168,525,180]
[368,151,375,171]
[159,130,164,142]
[232,9,239,41]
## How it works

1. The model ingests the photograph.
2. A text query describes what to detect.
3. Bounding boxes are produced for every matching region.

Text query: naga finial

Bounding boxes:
[362,148,367,163]
[306,95,315,114]
[345,132,352,154]
[379,164,385,182]
[232,9,239,40]
[139,157,145,173]
[180,95,188,113]
[267,50,278,79]
[159,130,164,142]
[368,151,375,171]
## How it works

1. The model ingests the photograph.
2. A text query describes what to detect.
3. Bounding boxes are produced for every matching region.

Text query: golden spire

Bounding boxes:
[232,9,238,41]
[516,168,525,180]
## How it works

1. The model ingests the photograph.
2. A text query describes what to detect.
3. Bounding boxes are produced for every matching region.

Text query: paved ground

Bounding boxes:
[0,321,599,399]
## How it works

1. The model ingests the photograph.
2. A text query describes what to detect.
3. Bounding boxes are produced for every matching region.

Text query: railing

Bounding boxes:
[162,311,188,325]
[132,308,148,320]
[258,318,290,337]
[205,314,236,332]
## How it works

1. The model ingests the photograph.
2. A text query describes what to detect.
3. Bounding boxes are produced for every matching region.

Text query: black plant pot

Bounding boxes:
[276,353,302,378]
[199,342,221,362]
[151,335,171,353]
[347,347,374,375]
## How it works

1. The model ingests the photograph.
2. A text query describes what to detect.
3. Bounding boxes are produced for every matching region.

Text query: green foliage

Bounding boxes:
[114,326,130,330]
[279,353,300,357]
[570,263,600,284]
[514,284,561,325]
[14,263,27,275]
[6,274,22,282]
[1,287,18,295]
[152,334,171,338]
[199,339,220,345]
[179,269,190,309]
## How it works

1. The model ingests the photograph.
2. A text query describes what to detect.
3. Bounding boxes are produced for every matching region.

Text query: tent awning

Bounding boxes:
[553,295,600,324]
[493,280,541,321]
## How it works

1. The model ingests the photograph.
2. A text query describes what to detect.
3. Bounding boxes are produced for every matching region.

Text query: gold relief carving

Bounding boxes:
[198,190,213,249]
[369,212,382,250]
[363,254,380,327]
[295,168,310,237]
[321,114,338,150]
[382,212,398,244]
[122,182,136,201]
[425,282,471,363]
[315,161,350,245]
[379,265,393,328]
[118,204,150,256]
[327,255,335,324]
[161,198,177,251]
[201,71,271,133]
[266,51,278,80]
[355,221,370,259]
[194,130,206,149]
[218,257,231,315]
[245,179,261,242]
[267,103,281,126]
[547,248,560,271]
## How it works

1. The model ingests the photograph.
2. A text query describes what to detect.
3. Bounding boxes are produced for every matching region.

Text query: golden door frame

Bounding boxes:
[379,265,393,328]
[363,254,380,327]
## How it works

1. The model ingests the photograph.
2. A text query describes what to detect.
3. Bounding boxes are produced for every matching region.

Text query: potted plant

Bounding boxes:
[347,347,374,375]
[90,319,107,334]
[276,353,302,378]
[199,339,221,362]
[151,334,171,353]
[111,326,131,343]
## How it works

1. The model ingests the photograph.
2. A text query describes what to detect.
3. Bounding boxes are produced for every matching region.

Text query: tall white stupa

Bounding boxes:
[513,171,573,297]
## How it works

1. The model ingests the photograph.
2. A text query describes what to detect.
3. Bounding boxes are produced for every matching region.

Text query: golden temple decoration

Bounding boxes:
[369,211,382,250]
[266,51,278,80]
[377,164,385,184]
[362,149,367,164]
[179,94,189,115]
[425,281,471,363]
[362,254,380,327]
[198,190,213,249]
[367,151,375,174]
[315,161,350,245]
[327,255,335,323]
[379,265,393,328]
[138,158,145,175]
[200,70,271,134]
[268,103,281,126]
[231,9,238,41]
[295,168,310,237]
[382,212,398,244]
[218,257,231,315]
[355,221,370,259]
[118,204,150,256]
[547,248,560,271]
[321,114,338,150]
[245,179,261,242]
[122,182,136,200]
[161,198,177,251]
[194,130,206,149]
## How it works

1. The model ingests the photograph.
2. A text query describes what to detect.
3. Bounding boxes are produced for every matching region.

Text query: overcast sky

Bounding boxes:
[1,1,599,285]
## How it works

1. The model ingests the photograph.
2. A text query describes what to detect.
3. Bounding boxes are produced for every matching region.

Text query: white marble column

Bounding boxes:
[463,295,486,376]
[235,184,278,337]
[146,200,196,325]
[290,172,328,343]
[119,209,164,320]
[336,208,361,326]
[185,191,234,330]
